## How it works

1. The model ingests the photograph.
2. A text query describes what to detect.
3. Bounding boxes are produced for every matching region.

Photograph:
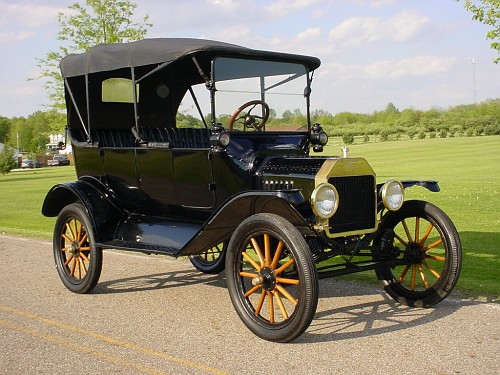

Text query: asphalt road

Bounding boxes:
[1,234,498,375]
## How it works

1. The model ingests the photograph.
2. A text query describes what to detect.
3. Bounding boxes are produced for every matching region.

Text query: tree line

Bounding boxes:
[1,98,498,155]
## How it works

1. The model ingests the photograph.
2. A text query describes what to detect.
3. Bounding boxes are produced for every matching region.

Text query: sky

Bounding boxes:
[0,0,499,118]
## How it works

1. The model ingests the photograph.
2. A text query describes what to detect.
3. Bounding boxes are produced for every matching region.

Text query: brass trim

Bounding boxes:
[313,157,377,238]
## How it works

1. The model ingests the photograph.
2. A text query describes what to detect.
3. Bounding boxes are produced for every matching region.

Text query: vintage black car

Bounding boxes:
[42,38,462,342]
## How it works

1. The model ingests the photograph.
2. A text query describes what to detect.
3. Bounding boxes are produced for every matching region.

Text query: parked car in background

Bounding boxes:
[47,155,70,166]
[21,159,41,169]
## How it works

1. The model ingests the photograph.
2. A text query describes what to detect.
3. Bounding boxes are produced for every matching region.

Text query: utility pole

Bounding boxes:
[471,57,477,105]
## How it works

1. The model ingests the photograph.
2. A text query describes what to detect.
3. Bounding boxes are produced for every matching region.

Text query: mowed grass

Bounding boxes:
[0,136,498,299]
[322,135,500,300]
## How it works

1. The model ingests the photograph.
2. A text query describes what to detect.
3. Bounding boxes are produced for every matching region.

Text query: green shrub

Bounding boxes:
[342,133,354,145]
[0,147,17,175]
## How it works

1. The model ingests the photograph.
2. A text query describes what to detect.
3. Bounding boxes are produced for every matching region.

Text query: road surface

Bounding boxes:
[0,234,498,374]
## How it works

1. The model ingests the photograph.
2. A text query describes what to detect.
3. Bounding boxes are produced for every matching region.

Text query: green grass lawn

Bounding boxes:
[1,136,499,300]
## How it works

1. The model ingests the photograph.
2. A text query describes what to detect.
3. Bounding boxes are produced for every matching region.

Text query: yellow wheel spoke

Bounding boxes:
[274,290,289,320]
[418,264,430,289]
[250,238,264,266]
[264,233,271,267]
[394,233,407,247]
[64,254,74,267]
[275,285,297,306]
[244,284,261,298]
[276,277,300,285]
[65,222,76,241]
[70,257,77,277]
[75,221,82,243]
[270,241,284,269]
[426,254,445,262]
[62,233,73,244]
[423,239,443,252]
[396,264,411,283]
[77,258,82,280]
[78,232,88,247]
[422,259,442,279]
[80,252,90,263]
[419,223,434,247]
[81,258,88,274]
[242,251,261,271]
[414,217,420,243]
[410,265,417,290]
[268,291,274,323]
[255,290,266,316]
[401,219,412,243]
[274,258,295,276]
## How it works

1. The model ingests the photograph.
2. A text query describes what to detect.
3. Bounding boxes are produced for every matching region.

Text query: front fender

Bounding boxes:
[41,177,123,242]
[179,190,312,256]
[376,180,440,212]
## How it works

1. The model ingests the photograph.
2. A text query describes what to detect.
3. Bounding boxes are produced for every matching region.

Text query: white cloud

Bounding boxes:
[0,1,62,28]
[364,56,457,78]
[354,0,400,8]
[328,10,429,47]
[295,27,322,43]
[264,0,323,16]
[0,31,35,43]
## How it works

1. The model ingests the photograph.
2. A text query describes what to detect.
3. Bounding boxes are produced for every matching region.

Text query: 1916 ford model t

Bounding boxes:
[42,38,462,342]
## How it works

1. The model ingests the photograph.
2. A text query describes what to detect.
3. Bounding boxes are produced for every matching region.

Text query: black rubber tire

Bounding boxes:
[225,213,318,342]
[53,203,102,294]
[188,242,227,274]
[376,200,462,307]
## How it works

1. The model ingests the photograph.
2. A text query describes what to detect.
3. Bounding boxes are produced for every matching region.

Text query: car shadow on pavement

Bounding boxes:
[94,269,227,294]
[94,267,475,344]
[298,282,471,343]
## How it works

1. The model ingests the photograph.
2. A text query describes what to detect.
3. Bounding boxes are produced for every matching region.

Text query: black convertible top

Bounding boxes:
[60,38,321,78]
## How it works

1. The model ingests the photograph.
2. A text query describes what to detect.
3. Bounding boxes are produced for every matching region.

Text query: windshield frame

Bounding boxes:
[210,56,313,132]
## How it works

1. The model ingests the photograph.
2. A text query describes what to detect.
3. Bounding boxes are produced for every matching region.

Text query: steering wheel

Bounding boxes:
[228,100,270,131]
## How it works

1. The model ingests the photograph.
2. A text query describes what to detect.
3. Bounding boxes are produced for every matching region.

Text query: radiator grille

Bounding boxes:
[328,175,376,234]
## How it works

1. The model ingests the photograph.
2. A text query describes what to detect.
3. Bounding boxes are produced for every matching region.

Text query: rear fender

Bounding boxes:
[179,190,312,256]
[41,177,123,243]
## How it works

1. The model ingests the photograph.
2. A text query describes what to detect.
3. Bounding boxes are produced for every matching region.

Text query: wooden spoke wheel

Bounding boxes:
[189,242,227,274]
[376,200,462,307]
[53,203,102,294]
[226,213,318,342]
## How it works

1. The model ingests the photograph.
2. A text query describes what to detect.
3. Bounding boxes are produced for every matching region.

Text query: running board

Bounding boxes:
[100,215,203,256]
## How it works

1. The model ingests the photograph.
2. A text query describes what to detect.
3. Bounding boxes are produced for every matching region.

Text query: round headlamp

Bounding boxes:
[381,179,404,211]
[311,183,339,219]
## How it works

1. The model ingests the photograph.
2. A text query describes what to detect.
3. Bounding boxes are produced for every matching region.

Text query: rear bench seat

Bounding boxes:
[137,127,211,148]
[69,126,210,149]
[69,127,136,147]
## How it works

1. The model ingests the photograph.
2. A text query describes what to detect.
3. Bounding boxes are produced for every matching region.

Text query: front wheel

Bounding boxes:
[376,200,462,307]
[53,203,102,293]
[226,213,318,342]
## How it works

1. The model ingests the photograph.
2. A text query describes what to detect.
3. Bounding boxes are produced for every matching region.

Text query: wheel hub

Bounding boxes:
[67,241,81,257]
[251,267,277,291]
[403,242,424,264]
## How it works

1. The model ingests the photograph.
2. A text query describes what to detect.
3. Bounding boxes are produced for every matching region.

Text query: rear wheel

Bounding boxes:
[53,203,102,294]
[376,200,461,307]
[189,242,227,274]
[226,213,318,342]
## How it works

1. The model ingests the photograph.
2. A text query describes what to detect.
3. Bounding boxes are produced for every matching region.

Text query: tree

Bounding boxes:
[0,146,17,175]
[35,0,152,110]
[0,117,11,144]
[459,0,500,63]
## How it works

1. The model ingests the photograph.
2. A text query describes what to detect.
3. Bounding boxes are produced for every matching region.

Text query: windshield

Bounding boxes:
[213,57,310,131]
